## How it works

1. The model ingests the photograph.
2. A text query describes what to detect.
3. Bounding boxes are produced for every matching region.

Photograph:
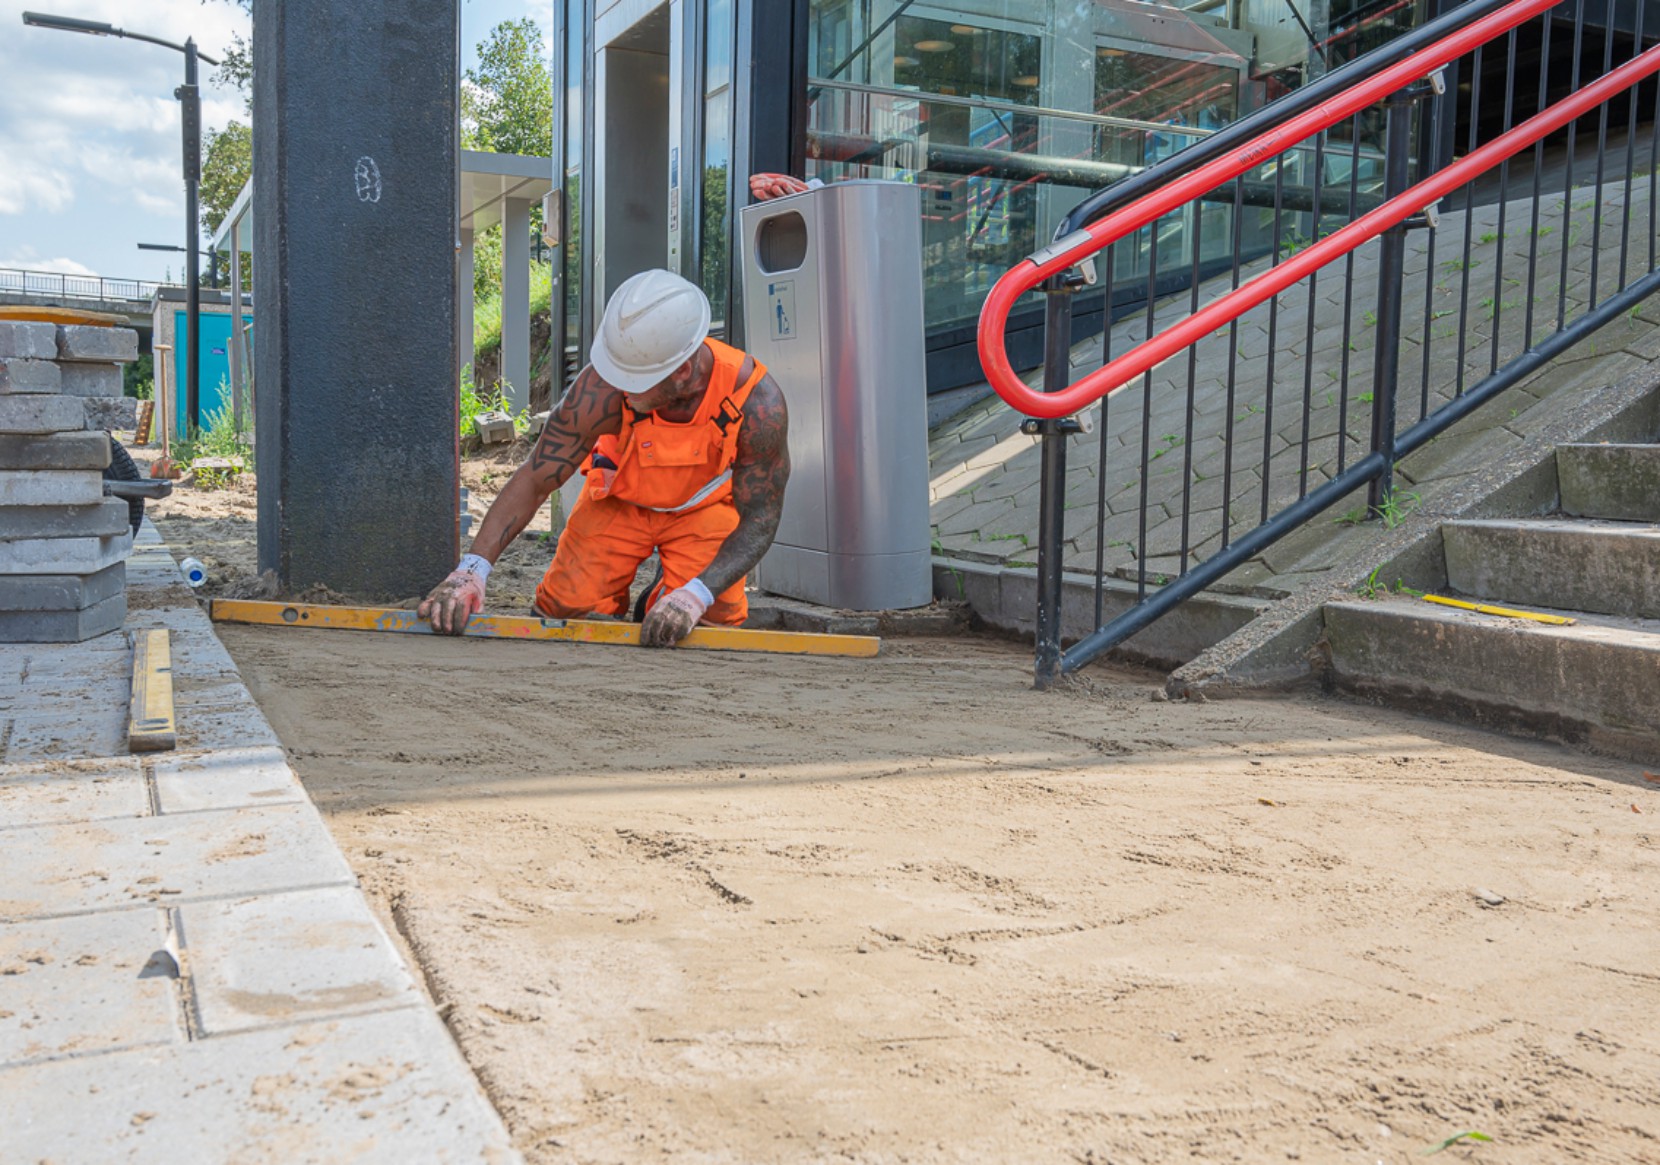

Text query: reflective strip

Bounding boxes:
[647,468,733,514]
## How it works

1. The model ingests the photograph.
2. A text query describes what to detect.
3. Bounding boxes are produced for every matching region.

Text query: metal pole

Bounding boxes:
[1367,89,1414,513]
[179,37,202,433]
[228,216,245,434]
[1034,279,1074,690]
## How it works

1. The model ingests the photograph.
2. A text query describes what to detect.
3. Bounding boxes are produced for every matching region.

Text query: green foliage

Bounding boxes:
[200,121,252,238]
[472,262,554,358]
[1424,1131,1492,1155]
[174,392,253,485]
[464,20,554,158]
[123,353,154,399]
[458,366,533,445]
[1376,486,1420,529]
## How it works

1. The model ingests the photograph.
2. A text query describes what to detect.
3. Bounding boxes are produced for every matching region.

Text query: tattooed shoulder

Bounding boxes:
[527,366,623,482]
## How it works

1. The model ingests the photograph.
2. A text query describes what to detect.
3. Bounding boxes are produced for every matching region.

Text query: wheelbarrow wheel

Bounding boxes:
[103,434,144,535]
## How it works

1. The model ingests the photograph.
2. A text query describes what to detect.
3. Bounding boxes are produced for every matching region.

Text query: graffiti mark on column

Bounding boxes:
[355,157,383,203]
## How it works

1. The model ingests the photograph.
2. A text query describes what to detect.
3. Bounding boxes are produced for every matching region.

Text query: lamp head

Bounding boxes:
[21,12,116,35]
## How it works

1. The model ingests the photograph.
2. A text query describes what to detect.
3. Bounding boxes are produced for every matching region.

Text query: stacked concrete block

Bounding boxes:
[0,320,140,642]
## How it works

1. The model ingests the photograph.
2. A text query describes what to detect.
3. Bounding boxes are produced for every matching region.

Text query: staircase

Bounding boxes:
[1322,441,1660,758]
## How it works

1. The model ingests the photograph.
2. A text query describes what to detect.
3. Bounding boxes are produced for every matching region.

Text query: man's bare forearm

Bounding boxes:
[699,505,782,595]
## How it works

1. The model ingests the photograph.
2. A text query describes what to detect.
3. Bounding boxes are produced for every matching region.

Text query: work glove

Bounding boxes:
[418,554,491,636]
[641,578,713,648]
[749,173,811,202]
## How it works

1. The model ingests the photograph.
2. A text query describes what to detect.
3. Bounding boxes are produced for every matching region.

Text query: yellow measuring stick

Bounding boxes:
[129,629,178,753]
[1421,594,1576,625]
[209,599,882,658]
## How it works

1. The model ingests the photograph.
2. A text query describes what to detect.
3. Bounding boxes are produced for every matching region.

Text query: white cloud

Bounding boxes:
[0,251,99,276]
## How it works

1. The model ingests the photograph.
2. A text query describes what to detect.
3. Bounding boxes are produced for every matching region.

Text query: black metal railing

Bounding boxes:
[0,268,159,304]
[977,0,1660,686]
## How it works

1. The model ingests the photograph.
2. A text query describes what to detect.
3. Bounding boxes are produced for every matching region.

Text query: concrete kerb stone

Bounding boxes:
[0,359,62,394]
[54,325,138,364]
[56,363,123,398]
[0,562,126,611]
[0,499,127,540]
[1166,357,1660,698]
[0,321,55,360]
[0,594,127,644]
[0,396,86,435]
[0,431,112,472]
[0,532,130,576]
[931,555,1269,670]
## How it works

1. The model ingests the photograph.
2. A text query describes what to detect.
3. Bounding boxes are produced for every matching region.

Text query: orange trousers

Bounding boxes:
[534,491,748,625]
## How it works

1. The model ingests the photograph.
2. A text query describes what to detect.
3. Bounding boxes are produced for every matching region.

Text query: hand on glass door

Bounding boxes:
[748,173,823,202]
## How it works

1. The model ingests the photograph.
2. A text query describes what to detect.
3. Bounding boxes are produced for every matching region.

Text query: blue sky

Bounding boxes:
[0,0,551,283]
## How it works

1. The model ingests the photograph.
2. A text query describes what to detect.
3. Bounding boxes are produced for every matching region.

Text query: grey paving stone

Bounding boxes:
[0,532,129,576]
[54,325,138,364]
[56,363,122,398]
[0,803,354,923]
[4,673,131,717]
[0,396,85,435]
[0,562,125,612]
[182,886,422,1036]
[0,757,147,830]
[0,468,105,507]
[0,499,126,541]
[0,431,112,472]
[0,322,55,360]
[0,1006,521,1164]
[0,593,126,645]
[177,703,284,752]
[82,396,138,431]
[153,747,305,815]
[0,908,180,1068]
[0,358,61,394]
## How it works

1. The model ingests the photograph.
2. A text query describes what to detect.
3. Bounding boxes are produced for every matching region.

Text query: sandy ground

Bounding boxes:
[144,455,1660,1163]
[213,623,1659,1165]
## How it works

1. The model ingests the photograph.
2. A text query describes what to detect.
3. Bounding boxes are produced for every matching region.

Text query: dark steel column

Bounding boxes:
[254,0,460,598]
[1033,281,1074,690]
[1367,90,1414,513]
[179,39,202,432]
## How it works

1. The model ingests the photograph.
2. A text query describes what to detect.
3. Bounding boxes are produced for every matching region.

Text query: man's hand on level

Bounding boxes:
[418,556,491,636]
[641,579,712,647]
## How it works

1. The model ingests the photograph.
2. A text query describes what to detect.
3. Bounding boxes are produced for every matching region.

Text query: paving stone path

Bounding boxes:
[0,522,518,1163]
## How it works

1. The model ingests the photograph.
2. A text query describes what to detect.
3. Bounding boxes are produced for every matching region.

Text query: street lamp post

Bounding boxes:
[22,11,219,432]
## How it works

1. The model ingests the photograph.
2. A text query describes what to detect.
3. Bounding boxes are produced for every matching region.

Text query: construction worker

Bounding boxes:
[419,269,790,647]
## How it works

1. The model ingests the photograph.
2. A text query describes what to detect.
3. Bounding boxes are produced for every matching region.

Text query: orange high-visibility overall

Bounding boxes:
[534,339,766,625]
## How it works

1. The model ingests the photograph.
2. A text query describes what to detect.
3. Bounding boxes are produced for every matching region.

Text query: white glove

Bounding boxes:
[641,578,713,647]
[418,554,491,635]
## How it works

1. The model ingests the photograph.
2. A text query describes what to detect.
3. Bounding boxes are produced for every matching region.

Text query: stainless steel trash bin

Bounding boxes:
[739,180,932,610]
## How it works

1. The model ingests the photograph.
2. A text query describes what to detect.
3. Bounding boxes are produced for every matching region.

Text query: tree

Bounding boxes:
[200,122,252,238]
[464,19,553,158]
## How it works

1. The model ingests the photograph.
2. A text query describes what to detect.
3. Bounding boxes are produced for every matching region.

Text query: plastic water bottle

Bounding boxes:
[179,557,207,588]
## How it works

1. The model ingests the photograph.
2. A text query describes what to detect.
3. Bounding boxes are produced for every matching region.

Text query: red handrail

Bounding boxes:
[976,0,1572,420]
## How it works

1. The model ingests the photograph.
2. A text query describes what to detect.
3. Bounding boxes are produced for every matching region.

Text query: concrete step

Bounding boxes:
[1558,443,1660,522]
[1323,596,1660,757]
[1442,518,1660,619]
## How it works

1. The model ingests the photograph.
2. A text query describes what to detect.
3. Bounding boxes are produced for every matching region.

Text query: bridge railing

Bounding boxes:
[0,268,160,305]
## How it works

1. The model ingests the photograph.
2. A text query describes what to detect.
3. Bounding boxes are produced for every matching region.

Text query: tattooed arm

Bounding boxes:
[696,372,791,595]
[419,367,621,633]
[468,366,622,562]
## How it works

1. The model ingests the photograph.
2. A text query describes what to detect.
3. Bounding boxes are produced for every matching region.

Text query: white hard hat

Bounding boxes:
[591,269,711,393]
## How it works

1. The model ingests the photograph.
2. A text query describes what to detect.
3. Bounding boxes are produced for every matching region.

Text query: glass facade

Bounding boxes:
[805,0,1414,338]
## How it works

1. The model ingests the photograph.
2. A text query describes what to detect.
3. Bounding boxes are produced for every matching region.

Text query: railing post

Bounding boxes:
[1033,276,1075,690]
[1368,87,1416,513]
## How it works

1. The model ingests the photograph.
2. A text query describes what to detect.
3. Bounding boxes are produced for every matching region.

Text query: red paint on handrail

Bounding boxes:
[976,0,1571,419]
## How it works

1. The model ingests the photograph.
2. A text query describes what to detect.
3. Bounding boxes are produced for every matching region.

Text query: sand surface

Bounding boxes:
[211,622,1660,1165]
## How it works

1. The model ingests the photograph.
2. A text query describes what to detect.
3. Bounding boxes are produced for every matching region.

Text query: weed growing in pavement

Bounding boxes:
[1375,486,1421,529]
[1424,1130,1492,1155]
